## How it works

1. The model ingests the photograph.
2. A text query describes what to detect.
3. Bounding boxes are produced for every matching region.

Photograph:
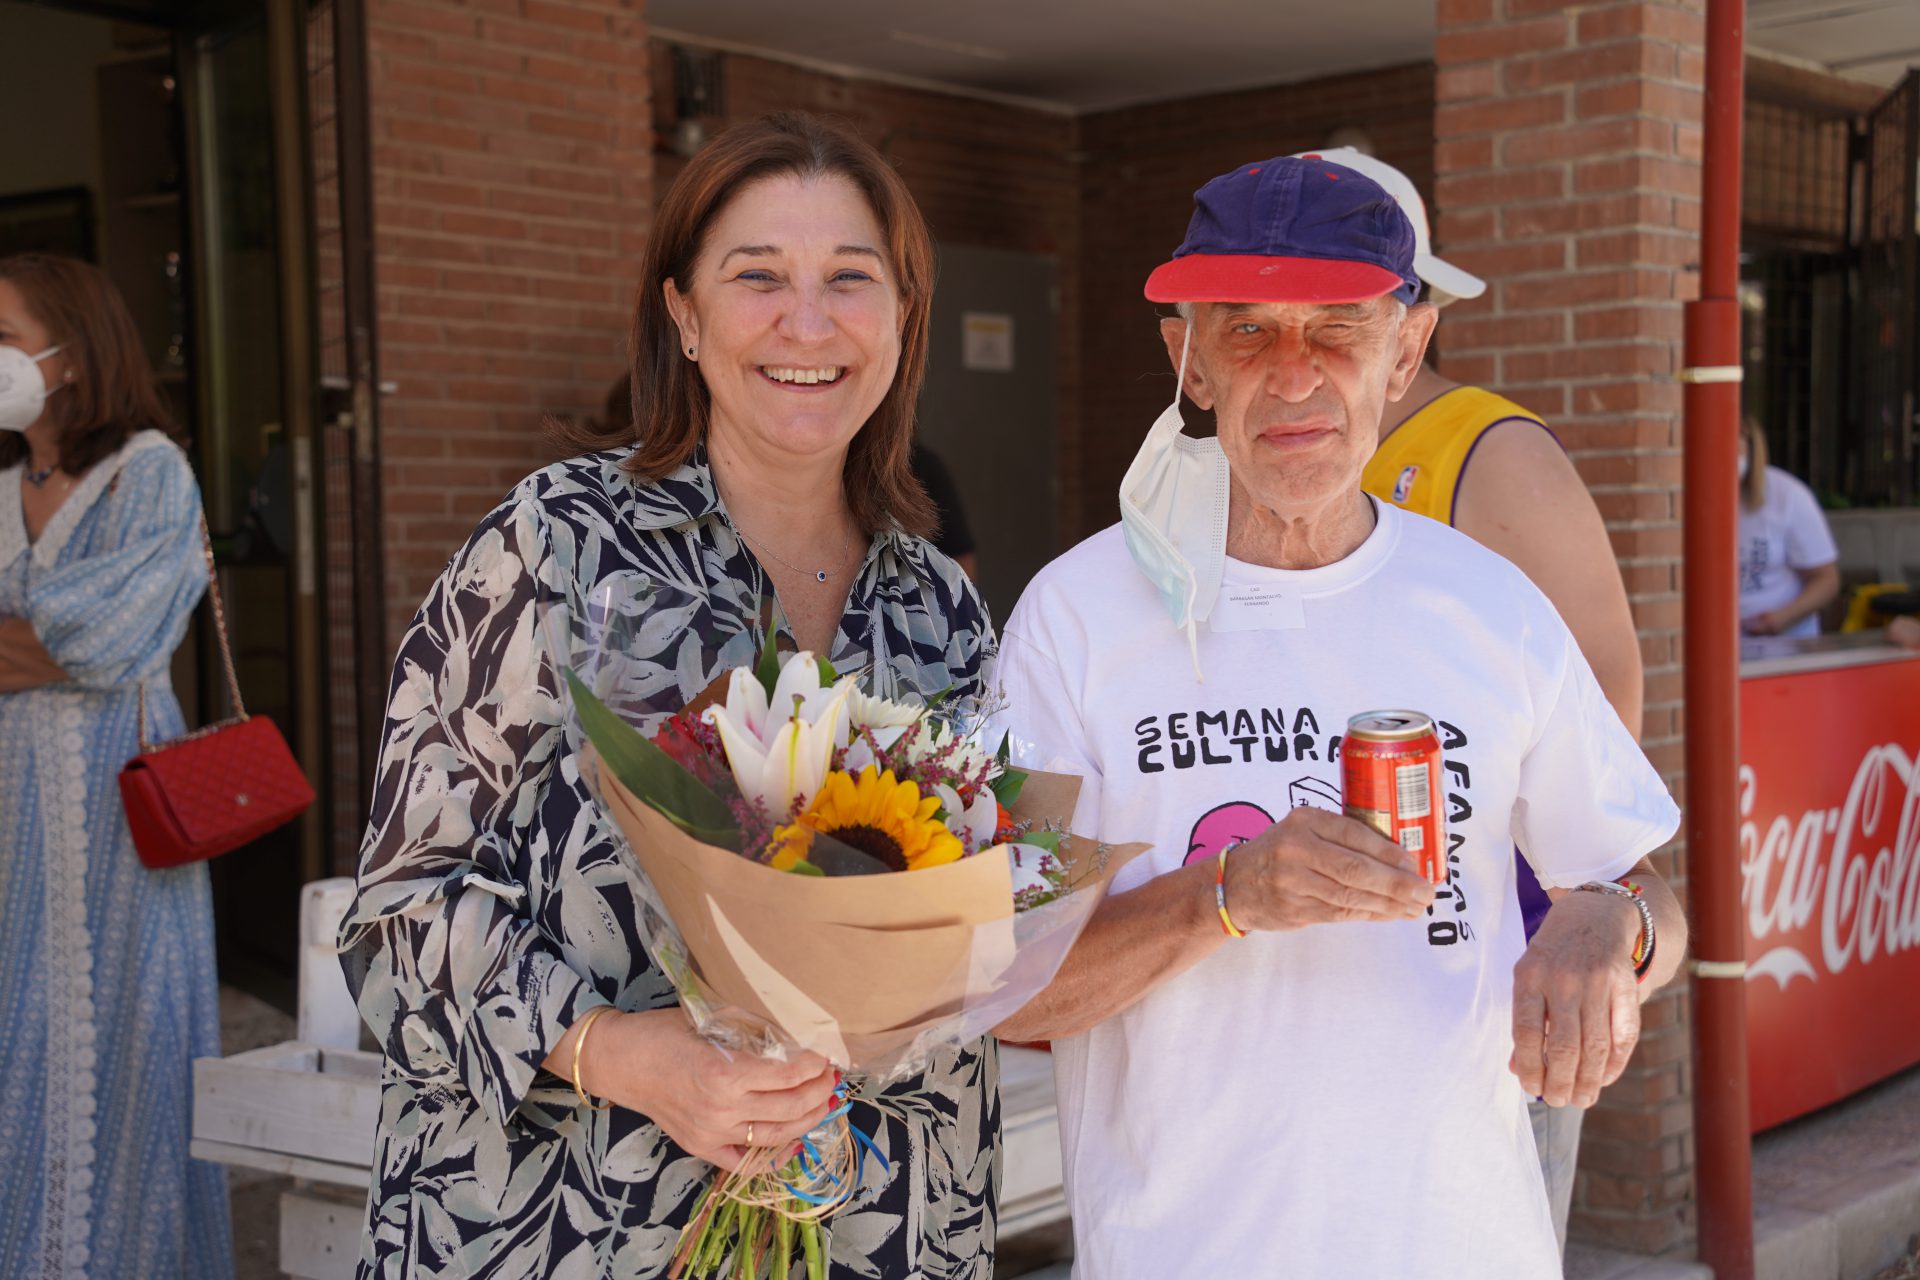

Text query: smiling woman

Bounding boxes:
[563,112,936,546]
[341,112,998,1280]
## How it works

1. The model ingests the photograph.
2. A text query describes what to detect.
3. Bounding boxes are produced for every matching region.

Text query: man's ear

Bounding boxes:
[1159,314,1214,411]
[1386,302,1439,403]
[663,277,699,355]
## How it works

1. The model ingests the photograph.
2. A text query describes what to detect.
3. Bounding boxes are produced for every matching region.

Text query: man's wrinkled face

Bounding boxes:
[1161,295,1435,519]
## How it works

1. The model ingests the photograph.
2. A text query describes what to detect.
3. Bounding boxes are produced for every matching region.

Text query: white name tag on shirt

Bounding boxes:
[1209,582,1307,631]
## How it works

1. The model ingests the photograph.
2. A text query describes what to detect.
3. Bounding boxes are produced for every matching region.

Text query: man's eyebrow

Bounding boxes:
[1319,303,1375,318]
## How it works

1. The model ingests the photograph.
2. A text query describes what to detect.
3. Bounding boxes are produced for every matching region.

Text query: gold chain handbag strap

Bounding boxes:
[137,512,249,753]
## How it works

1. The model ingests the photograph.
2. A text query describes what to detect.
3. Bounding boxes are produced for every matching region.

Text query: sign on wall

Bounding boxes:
[1740,655,1920,1132]
[962,312,1014,372]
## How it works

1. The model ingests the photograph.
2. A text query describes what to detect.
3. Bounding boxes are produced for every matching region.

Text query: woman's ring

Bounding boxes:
[746,1121,755,1147]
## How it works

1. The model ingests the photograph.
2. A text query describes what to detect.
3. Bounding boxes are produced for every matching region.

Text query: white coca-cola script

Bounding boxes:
[1739,744,1920,987]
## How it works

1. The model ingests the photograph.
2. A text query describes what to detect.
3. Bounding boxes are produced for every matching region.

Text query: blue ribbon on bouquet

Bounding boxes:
[783,1088,890,1206]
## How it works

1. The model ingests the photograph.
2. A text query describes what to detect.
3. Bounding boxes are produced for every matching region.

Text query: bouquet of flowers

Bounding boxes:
[555,590,1144,1280]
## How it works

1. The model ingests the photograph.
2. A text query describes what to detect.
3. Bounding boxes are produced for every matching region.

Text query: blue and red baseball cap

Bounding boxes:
[1145,156,1420,306]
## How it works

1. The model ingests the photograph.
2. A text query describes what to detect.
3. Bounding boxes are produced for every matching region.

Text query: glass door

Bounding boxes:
[180,0,322,1007]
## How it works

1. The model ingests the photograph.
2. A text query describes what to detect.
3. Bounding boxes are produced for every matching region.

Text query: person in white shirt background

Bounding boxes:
[991,154,1689,1279]
[1737,414,1840,638]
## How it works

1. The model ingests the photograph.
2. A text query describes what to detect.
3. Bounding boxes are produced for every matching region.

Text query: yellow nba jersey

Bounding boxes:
[1361,386,1550,526]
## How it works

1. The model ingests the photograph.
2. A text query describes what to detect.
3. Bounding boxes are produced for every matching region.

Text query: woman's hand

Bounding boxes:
[0,617,67,693]
[573,1009,840,1170]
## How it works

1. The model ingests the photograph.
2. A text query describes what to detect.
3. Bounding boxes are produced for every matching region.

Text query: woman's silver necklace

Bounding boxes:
[24,462,59,488]
[732,520,851,584]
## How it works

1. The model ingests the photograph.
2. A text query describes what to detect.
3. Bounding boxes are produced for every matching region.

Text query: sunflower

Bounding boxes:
[770,766,964,873]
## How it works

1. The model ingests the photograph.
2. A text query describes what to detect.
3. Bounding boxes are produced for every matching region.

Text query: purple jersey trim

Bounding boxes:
[1447,414,1556,527]
[1517,847,1553,939]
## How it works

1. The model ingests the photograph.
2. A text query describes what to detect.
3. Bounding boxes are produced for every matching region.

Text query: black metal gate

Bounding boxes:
[306,0,386,875]
[1853,71,1919,507]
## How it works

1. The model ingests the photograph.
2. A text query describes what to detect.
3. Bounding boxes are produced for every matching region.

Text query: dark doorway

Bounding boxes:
[0,0,341,1010]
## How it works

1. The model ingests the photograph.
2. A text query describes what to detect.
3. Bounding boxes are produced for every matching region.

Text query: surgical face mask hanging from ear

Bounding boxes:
[1118,321,1230,683]
[0,344,65,434]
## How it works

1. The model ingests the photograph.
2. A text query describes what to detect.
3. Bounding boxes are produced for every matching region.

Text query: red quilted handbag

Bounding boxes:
[117,517,315,869]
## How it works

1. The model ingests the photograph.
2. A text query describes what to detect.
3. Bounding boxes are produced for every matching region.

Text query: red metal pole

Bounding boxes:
[1683,0,1754,1275]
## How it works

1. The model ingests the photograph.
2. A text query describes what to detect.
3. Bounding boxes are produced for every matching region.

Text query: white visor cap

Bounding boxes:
[1290,145,1487,306]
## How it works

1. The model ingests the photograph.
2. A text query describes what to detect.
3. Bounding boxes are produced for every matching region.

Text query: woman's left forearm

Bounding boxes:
[0,618,67,691]
[1775,564,1841,630]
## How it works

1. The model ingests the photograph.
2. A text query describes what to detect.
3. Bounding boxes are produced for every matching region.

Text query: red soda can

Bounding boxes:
[1341,710,1448,885]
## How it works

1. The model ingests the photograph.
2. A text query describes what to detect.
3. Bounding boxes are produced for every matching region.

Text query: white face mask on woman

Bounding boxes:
[0,344,65,433]
[1118,323,1229,682]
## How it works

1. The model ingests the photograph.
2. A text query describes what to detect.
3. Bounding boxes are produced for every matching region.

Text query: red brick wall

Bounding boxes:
[367,0,653,645]
[1432,0,1705,1256]
[1073,64,1437,543]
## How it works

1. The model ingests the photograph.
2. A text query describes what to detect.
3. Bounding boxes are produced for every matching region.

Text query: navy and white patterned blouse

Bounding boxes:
[339,448,1001,1279]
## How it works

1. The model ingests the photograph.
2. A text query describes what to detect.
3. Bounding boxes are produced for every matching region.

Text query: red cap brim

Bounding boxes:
[1144,254,1407,305]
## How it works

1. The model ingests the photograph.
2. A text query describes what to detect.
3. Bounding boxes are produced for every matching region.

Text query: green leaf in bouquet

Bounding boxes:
[1019,829,1064,854]
[755,632,783,700]
[988,765,1029,809]
[816,654,837,686]
[564,668,738,845]
[785,860,826,877]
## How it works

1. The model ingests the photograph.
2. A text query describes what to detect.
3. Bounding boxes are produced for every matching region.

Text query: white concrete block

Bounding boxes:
[1756,1206,1839,1280]
[193,1042,381,1169]
[1800,1161,1920,1280]
[280,1186,365,1280]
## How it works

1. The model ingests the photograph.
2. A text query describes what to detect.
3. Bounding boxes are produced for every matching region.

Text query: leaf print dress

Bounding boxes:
[338,449,1001,1279]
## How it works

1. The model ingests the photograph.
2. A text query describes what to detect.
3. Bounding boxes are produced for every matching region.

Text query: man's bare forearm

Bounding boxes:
[995,862,1225,1042]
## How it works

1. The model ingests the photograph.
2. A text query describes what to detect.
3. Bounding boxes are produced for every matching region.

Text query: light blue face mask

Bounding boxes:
[1119,323,1230,682]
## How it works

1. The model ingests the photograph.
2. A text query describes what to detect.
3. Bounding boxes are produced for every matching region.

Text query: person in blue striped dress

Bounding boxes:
[0,253,232,1279]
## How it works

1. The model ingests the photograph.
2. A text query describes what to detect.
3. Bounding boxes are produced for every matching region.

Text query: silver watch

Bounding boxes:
[1573,879,1655,979]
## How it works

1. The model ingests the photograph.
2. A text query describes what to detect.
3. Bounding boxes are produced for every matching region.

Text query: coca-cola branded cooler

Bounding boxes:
[1738,633,1920,1132]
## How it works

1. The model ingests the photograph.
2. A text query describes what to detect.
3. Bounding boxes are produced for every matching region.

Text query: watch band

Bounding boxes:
[1574,878,1656,981]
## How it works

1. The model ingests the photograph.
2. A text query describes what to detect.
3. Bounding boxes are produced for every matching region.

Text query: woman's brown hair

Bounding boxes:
[0,253,185,473]
[1740,415,1769,512]
[556,111,936,539]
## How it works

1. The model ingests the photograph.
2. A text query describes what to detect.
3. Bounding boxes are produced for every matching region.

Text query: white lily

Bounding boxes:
[933,781,1001,854]
[704,652,856,815]
[1008,844,1059,899]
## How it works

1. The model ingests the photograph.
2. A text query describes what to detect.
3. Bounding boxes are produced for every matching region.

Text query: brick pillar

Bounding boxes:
[1432,0,1705,1258]
[366,0,652,643]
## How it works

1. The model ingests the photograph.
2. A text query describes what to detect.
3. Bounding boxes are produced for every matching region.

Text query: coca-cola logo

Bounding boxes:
[1739,744,1920,988]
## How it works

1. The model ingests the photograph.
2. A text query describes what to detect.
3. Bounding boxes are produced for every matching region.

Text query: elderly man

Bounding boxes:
[993,156,1687,1276]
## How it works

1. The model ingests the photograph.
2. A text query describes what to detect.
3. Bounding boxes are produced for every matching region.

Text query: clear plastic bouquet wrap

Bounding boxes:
[547,581,1147,1279]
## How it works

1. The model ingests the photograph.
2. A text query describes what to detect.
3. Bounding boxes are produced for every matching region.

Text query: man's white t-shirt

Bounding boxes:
[994,503,1680,1280]
[1738,465,1838,638]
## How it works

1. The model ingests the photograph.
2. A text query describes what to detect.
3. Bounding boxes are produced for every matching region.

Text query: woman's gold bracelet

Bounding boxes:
[571,1005,618,1112]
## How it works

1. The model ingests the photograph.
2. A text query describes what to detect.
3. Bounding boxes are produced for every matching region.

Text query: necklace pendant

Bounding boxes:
[816,570,829,583]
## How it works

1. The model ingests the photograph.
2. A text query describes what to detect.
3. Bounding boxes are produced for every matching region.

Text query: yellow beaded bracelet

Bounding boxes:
[1216,845,1246,939]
